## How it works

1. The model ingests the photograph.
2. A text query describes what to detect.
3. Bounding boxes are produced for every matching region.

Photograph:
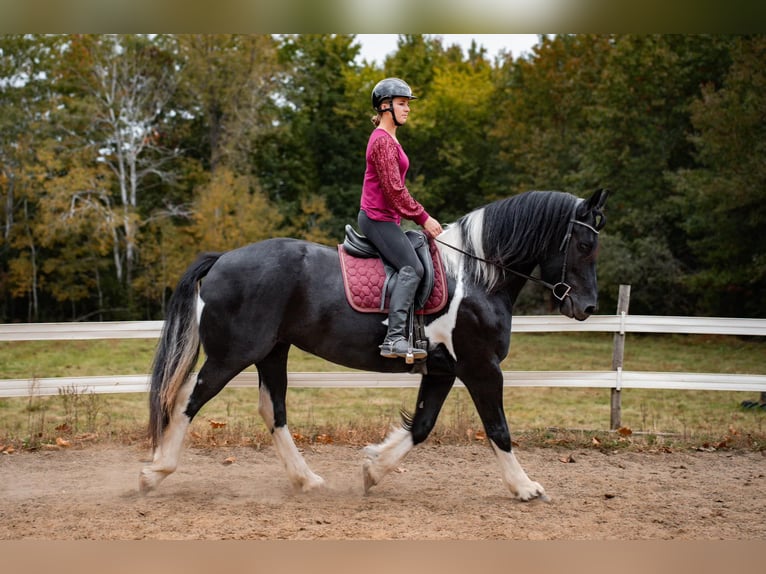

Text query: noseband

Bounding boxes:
[551,217,601,301]
[435,208,601,301]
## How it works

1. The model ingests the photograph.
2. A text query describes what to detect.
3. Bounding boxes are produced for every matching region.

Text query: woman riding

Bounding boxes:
[358,77,443,360]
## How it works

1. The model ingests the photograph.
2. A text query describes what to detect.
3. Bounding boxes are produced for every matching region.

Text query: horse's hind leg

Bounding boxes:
[257,343,324,492]
[140,358,242,493]
[140,373,197,492]
[363,374,455,492]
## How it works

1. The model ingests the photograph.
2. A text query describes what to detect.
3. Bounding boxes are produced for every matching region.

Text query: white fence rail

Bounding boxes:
[1,314,764,400]
[2,315,765,341]
[2,370,765,400]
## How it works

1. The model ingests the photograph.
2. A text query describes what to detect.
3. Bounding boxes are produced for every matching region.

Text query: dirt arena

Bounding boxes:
[1,442,764,540]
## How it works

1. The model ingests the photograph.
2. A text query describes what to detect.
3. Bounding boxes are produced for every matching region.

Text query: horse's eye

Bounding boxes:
[577,242,592,254]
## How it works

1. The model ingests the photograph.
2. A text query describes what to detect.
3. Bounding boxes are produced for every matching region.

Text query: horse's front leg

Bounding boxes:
[257,345,324,492]
[363,373,455,492]
[462,367,549,502]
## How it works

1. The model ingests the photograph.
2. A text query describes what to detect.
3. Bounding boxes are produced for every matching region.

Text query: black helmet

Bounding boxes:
[371,77,417,111]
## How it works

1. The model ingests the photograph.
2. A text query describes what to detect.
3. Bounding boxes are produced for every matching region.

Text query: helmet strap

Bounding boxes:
[379,100,402,127]
[389,107,402,127]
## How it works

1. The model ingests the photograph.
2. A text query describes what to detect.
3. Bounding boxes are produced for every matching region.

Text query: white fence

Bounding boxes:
[1,316,764,399]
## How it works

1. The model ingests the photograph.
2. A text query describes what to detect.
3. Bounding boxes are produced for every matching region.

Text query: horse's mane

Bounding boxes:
[439,191,579,291]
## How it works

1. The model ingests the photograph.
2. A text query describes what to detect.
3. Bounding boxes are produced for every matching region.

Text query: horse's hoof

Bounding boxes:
[139,468,168,494]
[516,481,549,503]
[138,472,154,494]
[299,473,325,493]
[362,460,377,494]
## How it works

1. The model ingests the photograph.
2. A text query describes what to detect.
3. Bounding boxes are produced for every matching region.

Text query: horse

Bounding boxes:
[139,188,608,502]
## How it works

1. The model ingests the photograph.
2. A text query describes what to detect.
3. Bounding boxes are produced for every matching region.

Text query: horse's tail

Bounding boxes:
[148,252,222,450]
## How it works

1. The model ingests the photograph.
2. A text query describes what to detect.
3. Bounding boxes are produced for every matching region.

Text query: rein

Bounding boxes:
[434,218,600,302]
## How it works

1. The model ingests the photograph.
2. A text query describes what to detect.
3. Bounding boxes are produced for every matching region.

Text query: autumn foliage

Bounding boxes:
[1,34,764,322]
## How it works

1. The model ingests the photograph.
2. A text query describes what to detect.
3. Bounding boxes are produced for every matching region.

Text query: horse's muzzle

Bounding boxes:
[559,297,597,321]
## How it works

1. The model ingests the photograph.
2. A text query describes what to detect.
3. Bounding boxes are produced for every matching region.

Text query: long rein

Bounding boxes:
[432,218,600,302]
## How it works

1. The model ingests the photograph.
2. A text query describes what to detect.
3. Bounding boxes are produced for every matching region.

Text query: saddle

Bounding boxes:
[338,225,448,315]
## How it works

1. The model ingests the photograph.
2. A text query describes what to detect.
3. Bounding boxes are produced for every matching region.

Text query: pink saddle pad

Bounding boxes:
[337,240,448,315]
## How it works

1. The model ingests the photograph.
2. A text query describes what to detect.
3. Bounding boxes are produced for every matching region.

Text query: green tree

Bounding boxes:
[383,34,447,97]
[174,34,281,174]
[580,35,735,314]
[256,34,364,238]
[490,34,612,195]
[671,36,766,316]
[407,51,497,220]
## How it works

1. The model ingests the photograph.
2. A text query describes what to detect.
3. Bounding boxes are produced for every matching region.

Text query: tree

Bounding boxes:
[0,34,762,321]
[407,50,497,220]
[671,36,766,316]
[55,34,181,290]
[490,34,612,195]
[189,168,282,252]
[578,35,735,314]
[256,34,364,238]
[174,34,281,174]
[39,158,121,319]
[0,35,62,320]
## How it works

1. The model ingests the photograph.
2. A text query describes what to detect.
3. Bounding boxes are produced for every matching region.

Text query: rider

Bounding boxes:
[358,77,443,360]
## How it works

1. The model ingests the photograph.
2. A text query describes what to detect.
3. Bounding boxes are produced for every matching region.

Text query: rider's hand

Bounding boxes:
[423,216,443,238]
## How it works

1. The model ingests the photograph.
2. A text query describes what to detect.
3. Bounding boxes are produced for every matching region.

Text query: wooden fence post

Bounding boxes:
[610,284,631,430]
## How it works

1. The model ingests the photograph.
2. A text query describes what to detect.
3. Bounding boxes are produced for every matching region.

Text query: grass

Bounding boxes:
[0,332,764,452]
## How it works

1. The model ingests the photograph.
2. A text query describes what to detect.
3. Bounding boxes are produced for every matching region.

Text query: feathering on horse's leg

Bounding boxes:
[257,346,325,492]
[362,374,454,492]
[139,374,195,493]
[491,443,549,502]
[363,425,414,493]
[463,372,549,502]
[141,357,243,493]
[259,384,325,493]
[140,251,221,494]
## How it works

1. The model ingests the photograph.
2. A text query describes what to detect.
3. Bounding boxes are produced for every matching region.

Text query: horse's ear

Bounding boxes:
[578,188,609,229]
[586,188,609,211]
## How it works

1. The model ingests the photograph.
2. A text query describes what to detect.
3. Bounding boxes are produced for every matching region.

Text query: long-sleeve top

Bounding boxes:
[360,128,430,226]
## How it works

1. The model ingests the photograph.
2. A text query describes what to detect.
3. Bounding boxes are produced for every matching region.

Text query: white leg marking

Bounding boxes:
[259,384,324,491]
[491,441,549,502]
[258,384,275,431]
[362,426,414,492]
[272,426,325,492]
[139,376,196,493]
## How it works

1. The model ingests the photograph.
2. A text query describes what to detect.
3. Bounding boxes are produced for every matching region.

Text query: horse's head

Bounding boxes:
[540,188,608,321]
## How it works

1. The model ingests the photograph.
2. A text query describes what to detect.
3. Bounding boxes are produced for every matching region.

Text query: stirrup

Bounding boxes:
[379,337,427,362]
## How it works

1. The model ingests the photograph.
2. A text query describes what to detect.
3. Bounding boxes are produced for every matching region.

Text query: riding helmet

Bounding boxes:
[371,77,417,111]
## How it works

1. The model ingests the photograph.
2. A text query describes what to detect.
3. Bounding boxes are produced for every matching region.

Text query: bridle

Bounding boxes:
[434,209,601,302]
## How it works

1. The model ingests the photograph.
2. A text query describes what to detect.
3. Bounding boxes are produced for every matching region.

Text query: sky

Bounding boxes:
[355,34,543,65]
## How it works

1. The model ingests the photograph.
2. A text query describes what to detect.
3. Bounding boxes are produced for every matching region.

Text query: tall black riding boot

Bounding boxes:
[379,265,427,360]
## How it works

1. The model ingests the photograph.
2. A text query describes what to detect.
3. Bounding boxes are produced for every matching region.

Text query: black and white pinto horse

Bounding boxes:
[140,189,608,501]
